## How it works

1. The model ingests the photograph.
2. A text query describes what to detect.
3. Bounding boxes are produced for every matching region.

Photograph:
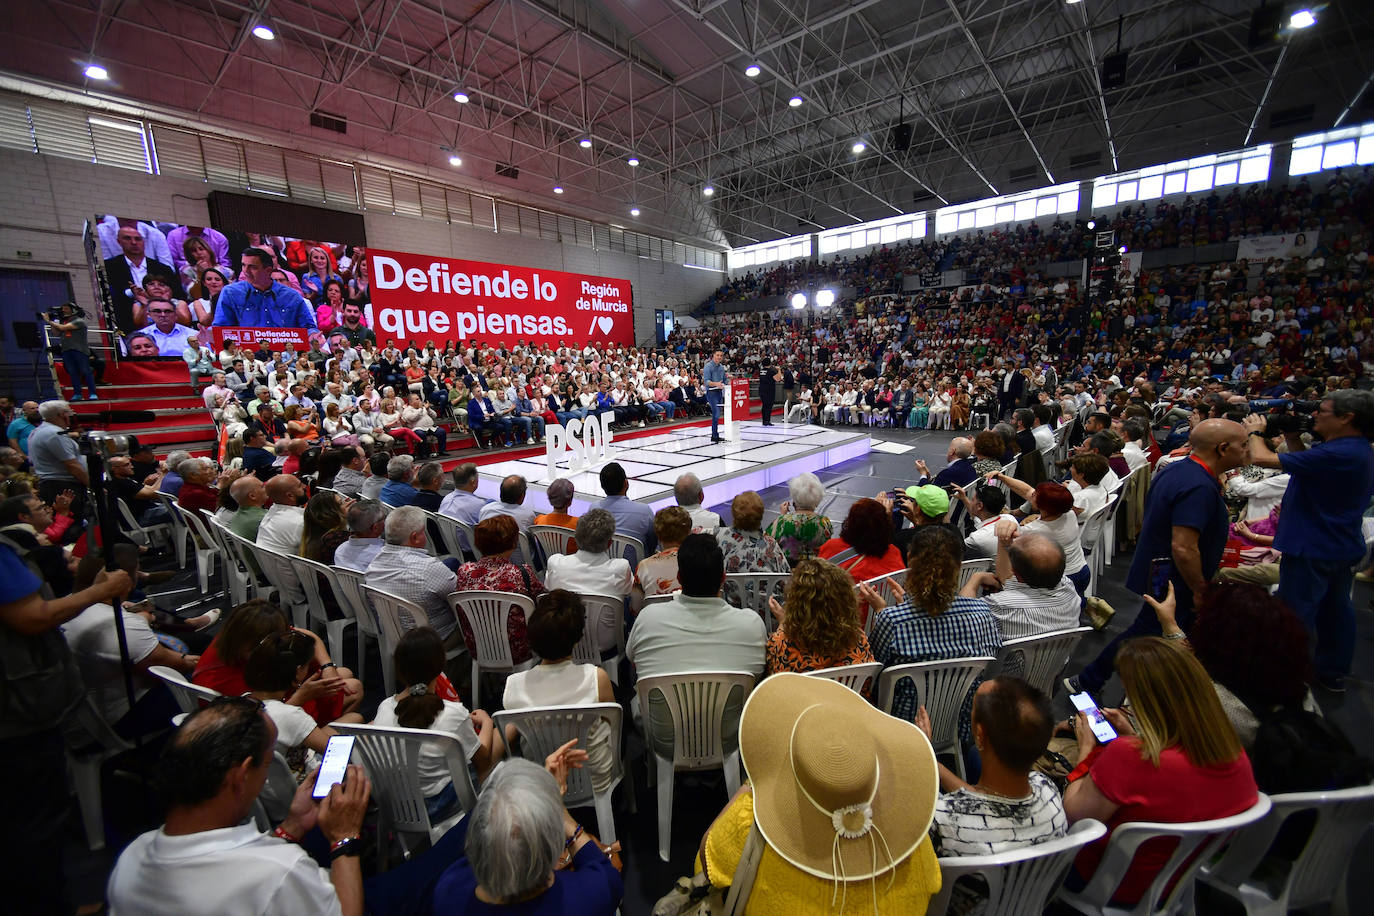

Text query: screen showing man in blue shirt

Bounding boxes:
[212,247,321,344]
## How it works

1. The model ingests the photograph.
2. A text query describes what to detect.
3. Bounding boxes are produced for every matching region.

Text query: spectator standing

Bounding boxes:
[28,400,89,523]
[43,304,97,401]
[1243,392,1374,691]
[7,401,40,455]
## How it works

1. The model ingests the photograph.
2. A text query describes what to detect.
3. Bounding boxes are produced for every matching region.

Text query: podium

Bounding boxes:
[723,378,750,441]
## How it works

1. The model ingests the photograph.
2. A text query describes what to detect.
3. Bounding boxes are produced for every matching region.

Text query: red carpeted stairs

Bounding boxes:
[56,360,219,459]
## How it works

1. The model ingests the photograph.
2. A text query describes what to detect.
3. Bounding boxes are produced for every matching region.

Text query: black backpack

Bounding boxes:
[1247,702,1374,795]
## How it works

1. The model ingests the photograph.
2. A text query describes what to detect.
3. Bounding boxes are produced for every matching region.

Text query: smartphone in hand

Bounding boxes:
[312,735,356,799]
[1147,556,1173,601]
[1070,692,1118,743]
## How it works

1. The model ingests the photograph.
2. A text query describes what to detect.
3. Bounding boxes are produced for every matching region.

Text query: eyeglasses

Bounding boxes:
[148,309,174,316]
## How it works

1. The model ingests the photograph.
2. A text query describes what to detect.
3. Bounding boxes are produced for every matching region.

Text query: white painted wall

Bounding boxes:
[0,148,723,344]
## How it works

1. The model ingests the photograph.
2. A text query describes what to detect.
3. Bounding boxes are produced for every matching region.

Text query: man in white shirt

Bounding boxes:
[366,506,459,641]
[256,474,307,554]
[980,524,1082,640]
[672,472,722,532]
[1065,454,1111,522]
[960,485,1019,560]
[107,697,370,916]
[544,509,634,651]
[140,299,196,356]
[627,534,766,750]
[1120,418,1151,473]
[333,500,386,573]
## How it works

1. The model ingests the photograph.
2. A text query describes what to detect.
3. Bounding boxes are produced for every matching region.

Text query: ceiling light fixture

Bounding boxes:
[553,185,564,194]
[448,155,463,167]
[1289,9,1316,29]
[578,137,592,148]
[252,24,275,40]
[84,64,109,81]
[702,185,715,197]
[851,141,867,154]
[453,90,470,103]
[745,63,761,78]
[788,95,803,107]
[630,207,641,217]
[627,155,640,167]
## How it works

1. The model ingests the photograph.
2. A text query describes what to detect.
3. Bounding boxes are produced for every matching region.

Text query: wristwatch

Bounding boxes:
[329,836,361,860]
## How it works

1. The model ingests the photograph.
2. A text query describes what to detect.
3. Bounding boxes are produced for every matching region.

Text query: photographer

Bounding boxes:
[42,303,97,402]
[1243,390,1374,692]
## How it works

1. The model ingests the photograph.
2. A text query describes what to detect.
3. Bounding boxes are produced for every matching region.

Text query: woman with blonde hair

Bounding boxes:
[765,558,875,686]
[1063,637,1257,905]
[717,491,789,609]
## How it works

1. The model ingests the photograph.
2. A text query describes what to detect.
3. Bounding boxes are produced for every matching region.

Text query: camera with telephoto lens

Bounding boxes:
[1261,401,1319,438]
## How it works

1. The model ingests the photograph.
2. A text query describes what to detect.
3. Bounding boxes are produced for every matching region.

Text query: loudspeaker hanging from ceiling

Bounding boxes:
[890,98,911,151]
[1100,16,1128,91]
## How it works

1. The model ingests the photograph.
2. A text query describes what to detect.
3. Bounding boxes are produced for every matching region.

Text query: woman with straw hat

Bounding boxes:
[698,673,942,914]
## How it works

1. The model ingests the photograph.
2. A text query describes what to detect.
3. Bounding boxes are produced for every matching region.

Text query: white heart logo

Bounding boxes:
[595,315,615,336]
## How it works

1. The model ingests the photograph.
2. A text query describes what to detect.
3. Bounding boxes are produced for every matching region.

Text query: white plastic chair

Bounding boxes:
[959,558,995,590]
[286,555,356,669]
[446,590,538,709]
[362,584,429,690]
[65,695,132,851]
[989,626,1092,697]
[249,544,310,630]
[608,532,645,570]
[333,722,479,867]
[571,593,628,686]
[424,510,468,559]
[451,518,479,559]
[1200,783,1374,916]
[636,671,755,862]
[147,665,222,714]
[804,661,883,696]
[876,657,993,780]
[222,529,275,602]
[115,496,175,554]
[857,569,906,635]
[1057,794,1274,916]
[1079,501,1112,596]
[172,503,218,593]
[202,513,250,606]
[529,524,574,565]
[723,572,791,629]
[493,703,625,843]
[928,819,1109,916]
[331,565,388,693]
[154,492,189,569]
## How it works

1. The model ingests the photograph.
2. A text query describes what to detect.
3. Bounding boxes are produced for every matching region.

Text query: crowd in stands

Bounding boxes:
[1,169,1372,914]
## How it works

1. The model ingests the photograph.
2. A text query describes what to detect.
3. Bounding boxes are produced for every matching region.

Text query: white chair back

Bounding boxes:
[529,524,574,565]
[1201,783,1374,915]
[607,532,645,569]
[286,554,355,667]
[959,558,994,590]
[876,657,993,779]
[857,569,906,635]
[172,503,218,592]
[332,722,479,859]
[249,544,309,629]
[115,496,174,551]
[804,661,884,696]
[362,585,431,697]
[65,696,133,850]
[424,510,467,559]
[635,670,755,862]
[452,518,479,558]
[331,565,388,692]
[493,703,625,843]
[202,513,250,605]
[447,590,538,708]
[571,593,628,685]
[723,572,791,629]
[928,819,1109,916]
[1057,795,1274,916]
[147,664,222,714]
[154,492,189,568]
[991,626,1092,697]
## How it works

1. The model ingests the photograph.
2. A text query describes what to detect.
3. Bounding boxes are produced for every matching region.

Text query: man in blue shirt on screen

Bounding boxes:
[212,248,320,343]
[702,349,728,443]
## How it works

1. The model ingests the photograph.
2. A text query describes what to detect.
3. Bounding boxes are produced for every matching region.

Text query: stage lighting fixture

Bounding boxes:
[627,155,640,167]
[1118,245,1128,254]
[553,185,564,194]
[84,64,109,81]
[578,138,593,148]
[788,95,803,107]
[702,185,715,197]
[630,207,641,217]
[791,293,808,309]
[1087,219,1096,229]
[815,289,836,308]
[252,25,276,40]
[851,141,867,155]
[448,155,463,167]
[453,90,470,103]
[745,63,761,78]
[1289,9,1316,29]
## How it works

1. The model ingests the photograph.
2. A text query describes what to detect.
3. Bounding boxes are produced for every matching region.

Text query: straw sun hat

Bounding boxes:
[740,673,937,884]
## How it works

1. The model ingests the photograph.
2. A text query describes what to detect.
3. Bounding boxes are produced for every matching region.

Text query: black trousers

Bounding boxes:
[761,391,776,424]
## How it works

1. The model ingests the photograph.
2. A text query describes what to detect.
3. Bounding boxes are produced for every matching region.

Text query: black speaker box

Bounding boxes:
[890,123,913,152]
[1101,51,1129,90]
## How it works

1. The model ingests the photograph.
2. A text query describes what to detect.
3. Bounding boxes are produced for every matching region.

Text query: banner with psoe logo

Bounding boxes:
[209,326,312,350]
[366,249,635,347]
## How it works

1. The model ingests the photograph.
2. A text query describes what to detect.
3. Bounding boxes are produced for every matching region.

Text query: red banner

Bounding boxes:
[210,326,311,350]
[730,378,750,414]
[366,248,635,348]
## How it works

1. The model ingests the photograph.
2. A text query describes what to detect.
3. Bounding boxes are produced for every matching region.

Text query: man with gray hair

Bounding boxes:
[1243,389,1374,691]
[28,400,88,522]
[158,449,193,496]
[978,522,1081,639]
[544,508,633,652]
[479,474,538,532]
[913,436,977,490]
[334,500,386,572]
[412,461,445,513]
[673,472,721,532]
[439,462,488,526]
[365,505,459,641]
[330,446,368,498]
[379,454,418,507]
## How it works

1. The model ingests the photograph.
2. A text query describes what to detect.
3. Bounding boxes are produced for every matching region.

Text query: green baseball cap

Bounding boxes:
[904,484,950,518]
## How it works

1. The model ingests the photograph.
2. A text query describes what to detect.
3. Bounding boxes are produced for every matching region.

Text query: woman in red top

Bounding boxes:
[1063,637,1257,905]
[174,458,221,518]
[193,598,363,724]
[817,498,905,623]
[453,515,546,664]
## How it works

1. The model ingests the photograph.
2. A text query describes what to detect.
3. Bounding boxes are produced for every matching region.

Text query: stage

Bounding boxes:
[473,421,872,515]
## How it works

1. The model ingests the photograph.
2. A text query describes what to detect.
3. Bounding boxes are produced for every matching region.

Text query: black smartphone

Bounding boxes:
[1147,556,1172,601]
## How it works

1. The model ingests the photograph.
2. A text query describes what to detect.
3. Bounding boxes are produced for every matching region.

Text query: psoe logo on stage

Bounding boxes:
[545,416,614,478]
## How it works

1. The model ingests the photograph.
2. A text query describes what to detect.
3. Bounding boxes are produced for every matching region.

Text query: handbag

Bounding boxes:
[651,823,764,916]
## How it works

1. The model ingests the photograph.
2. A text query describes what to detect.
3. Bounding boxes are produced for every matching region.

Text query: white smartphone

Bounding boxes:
[1070,692,1118,744]
[312,734,356,799]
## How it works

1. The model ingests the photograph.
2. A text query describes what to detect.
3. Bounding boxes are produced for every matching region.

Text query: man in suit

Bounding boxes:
[997,366,1025,420]
[758,360,780,426]
[467,390,513,447]
[103,225,182,333]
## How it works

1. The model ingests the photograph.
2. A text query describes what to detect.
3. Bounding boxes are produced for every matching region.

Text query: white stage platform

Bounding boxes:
[473,421,872,515]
